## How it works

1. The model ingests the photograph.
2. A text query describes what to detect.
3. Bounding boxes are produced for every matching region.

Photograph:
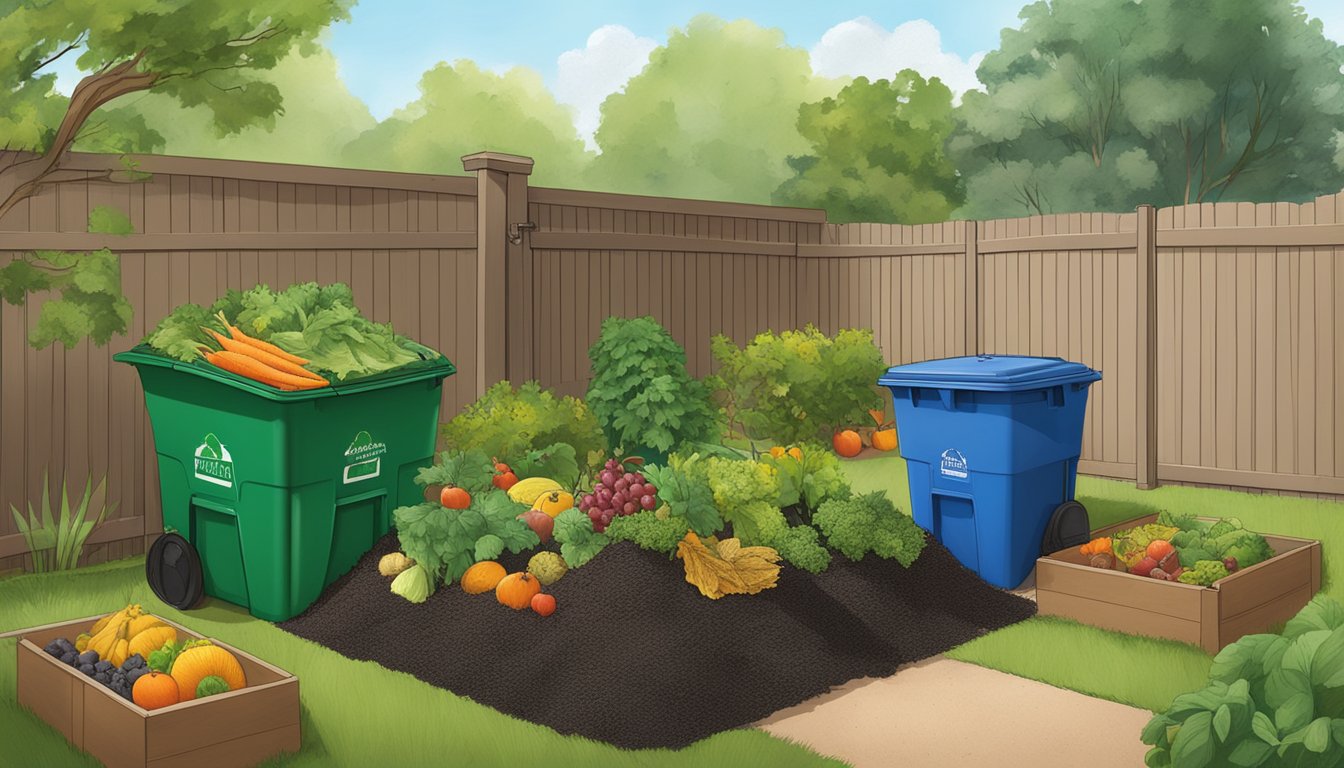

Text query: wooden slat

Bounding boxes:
[528,185,826,223]
[1036,560,1204,619]
[1216,542,1316,619]
[1037,588,1204,645]
[0,231,475,251]
[978,231,1134,253]
[1158,464,1344,495]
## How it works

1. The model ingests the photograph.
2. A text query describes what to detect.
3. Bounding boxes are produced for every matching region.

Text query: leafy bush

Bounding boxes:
[762,442,852,525]
[770,524,832,574]
[707,325,887,445]
[553,508,610,568]
[393,490,538,587]
[703,456,788,547]
[586,316,718,455]
[1141,595,1344,768]
[641,454,721,536]
[441,380,604,469]
[813,491,926,566]
[605,511,690,555]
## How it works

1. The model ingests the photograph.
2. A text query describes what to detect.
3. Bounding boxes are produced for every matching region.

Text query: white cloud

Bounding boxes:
[555,25,657,150]
[810,17,985,102]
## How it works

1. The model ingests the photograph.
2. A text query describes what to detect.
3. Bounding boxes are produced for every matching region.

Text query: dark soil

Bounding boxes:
[279,533,1036,749]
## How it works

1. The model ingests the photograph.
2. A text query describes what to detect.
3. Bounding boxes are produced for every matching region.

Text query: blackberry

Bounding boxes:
[77,650,99,667]
[94,660,114,673]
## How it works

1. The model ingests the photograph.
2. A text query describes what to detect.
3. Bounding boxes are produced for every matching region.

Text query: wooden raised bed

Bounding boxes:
[12,614,299,768]
[1036,514,1321,653]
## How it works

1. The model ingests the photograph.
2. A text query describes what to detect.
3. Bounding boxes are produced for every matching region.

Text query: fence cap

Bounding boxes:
[879,354,1101,392]
[461,151,534,175]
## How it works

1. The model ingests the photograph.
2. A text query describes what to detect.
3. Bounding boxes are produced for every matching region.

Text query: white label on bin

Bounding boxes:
[343,430,388,484]
[194,433,235,488]
[940,449,968,479]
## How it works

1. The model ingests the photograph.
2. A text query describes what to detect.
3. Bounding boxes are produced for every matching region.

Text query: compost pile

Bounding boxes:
[281,532,1036,750]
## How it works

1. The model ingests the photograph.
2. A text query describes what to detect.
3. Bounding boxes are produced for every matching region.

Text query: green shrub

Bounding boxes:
[763,442,852,525]
[1140,595,1344,768]
[770,524,832,574]
[707,325,887,445]
[441,380,604,467]
[586,316,718,455]
[813,491,926,566]
[605,511,690,555]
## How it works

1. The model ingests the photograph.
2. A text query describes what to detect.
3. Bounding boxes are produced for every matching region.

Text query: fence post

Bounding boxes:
[1135,204,1159,489]
[462,151,534,396]
[963,219,979,355]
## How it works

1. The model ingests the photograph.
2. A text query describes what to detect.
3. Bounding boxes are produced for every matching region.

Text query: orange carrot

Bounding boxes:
[202,328,327,383]
[215,312,311,366]
[202,349,329,390]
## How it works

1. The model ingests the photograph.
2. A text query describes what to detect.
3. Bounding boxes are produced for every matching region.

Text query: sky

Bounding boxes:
[49,0,1344,148]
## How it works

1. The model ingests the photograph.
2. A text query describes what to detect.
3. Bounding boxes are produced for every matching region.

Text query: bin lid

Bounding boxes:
[878,355,1100,392]
[114,344,455,401]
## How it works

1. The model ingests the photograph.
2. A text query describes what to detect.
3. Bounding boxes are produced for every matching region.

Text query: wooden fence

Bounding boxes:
[0,150,1339,572]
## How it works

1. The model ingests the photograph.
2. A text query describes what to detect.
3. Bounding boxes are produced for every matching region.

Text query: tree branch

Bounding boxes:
[0,50,159,221]
[32,34,87,73]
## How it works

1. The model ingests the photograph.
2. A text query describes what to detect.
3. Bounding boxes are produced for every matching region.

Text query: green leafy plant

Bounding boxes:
[553,508,610,568]
[393,489,539,587]
[510,442,581,487]
[146,282,424,380]
[706,325,887,446]
[763,442,852,525]
[440,380,605,474]
[605,510,690,555]
[813,491,926,567]
[702,456,789,547]
[641,453,721,536]
[0,206,137,349]
[770,524,832,574]
[1140,595,1344,768]
[585,315,718,456]
[415,450,496,494]
[9,472,112,572]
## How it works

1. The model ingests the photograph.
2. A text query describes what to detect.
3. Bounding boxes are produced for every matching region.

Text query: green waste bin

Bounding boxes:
[115,344,455,621]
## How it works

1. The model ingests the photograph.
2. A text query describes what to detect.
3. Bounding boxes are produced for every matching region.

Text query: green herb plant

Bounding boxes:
[762,441,852,525]
[395,450,539,591]
[1141,595,1344,768]
[585,315,718,458]
[640,453,721,536]
[707,325,887,446]
[552,509,610,568]
[440,380,605,478]
[9,472,111,572]
[605,510,691,556]
[813,491,926,567]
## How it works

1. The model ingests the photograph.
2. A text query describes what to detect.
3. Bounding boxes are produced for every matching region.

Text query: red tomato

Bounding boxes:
[1146,539,1175,561]
[531,592,556,617]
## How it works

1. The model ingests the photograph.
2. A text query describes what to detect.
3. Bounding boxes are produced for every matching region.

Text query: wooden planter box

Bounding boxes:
[12,615,300,768]
[1036,514,1321,653]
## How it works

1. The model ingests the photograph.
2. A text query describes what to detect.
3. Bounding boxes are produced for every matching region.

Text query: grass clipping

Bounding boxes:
[675,531,781,599]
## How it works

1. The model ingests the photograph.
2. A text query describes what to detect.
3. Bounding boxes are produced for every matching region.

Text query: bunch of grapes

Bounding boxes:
[579,459,658,533]
[42,638,149,701]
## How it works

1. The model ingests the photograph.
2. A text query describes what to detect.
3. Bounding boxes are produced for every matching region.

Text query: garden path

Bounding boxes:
[757,655,1152,768]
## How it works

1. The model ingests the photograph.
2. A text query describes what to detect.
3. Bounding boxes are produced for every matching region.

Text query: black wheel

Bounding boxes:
[146,533,204,610]
[1042,500,1091,555]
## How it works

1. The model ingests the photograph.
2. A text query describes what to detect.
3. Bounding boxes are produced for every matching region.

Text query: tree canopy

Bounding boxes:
[586,15,838,204]
[107,42,374,167]
[773,72,963,223]
[340,60,592,187]
[950,0,1344,217]
[0,0,351,348]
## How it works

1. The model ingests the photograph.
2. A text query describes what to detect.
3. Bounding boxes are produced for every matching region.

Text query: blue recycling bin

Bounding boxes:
[878,355,1101,588]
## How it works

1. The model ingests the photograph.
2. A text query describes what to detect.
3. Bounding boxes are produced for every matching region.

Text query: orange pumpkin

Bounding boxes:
[496,572,542,610]
[171,645,246,701]
[132,671,180,710]
[440,486,471,510]
[832,429,863,458]
[871,428,897,452]
[461,561,507,594]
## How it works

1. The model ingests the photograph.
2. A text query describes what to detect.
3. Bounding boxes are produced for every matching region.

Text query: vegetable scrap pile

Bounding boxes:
[1077,510,1275,585]
[145,282,433,384]
[279,531,1037,750]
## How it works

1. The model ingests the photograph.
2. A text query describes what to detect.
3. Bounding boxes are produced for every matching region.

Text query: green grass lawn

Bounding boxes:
[840,451,1344,714]
[0,560,848,768]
